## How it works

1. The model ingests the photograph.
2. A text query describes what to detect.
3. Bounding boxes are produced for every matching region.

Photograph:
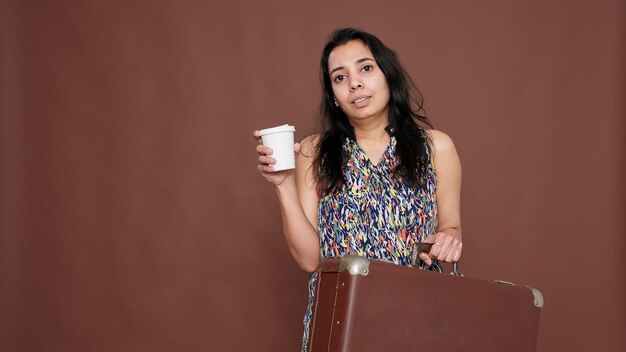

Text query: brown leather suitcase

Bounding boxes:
[307,255,543,352]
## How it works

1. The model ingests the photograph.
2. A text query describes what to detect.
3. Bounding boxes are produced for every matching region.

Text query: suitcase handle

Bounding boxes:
[411,243,464,277]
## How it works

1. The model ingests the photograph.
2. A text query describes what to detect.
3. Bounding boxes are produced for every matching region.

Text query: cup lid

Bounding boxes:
[259,124,296,135]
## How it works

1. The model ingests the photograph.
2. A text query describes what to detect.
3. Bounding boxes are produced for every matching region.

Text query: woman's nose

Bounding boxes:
[349,78,363,91]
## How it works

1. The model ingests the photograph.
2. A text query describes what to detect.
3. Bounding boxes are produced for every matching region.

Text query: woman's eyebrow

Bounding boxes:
[330,57,375,75]
[355,57,374,64]
[330,65,345,76]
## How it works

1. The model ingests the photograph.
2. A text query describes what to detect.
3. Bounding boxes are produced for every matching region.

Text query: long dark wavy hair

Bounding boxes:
[313,28,432,196]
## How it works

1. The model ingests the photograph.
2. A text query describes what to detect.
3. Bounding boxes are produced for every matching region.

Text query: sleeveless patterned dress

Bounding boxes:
[300,127,441,351]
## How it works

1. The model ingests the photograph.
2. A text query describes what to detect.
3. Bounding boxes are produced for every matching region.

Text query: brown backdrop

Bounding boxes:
[1,0,624,351]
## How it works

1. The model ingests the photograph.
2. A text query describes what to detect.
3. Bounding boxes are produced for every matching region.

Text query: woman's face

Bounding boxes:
[327,40,390,123]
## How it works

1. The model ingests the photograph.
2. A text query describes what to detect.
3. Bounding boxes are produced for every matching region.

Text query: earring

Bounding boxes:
[333,98,339,107]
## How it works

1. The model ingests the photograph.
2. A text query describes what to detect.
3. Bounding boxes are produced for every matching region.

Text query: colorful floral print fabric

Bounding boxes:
[301,128,441,351]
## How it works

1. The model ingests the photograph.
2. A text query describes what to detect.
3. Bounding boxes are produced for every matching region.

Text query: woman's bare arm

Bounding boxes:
[419,129,463,265]
[254,131,321,272]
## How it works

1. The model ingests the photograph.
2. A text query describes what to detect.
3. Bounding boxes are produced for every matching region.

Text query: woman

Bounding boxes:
[254,28,462,351]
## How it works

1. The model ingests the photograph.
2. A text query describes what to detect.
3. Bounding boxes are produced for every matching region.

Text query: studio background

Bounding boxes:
[1,0,624,351]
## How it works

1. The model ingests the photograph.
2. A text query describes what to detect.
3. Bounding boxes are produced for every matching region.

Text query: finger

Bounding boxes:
[453,248,462,262]
[435,240,452,261]
[443,248,456,263]
[257,164,274,173]
[432,232,458,261]
[436,249,451,262]
[418,252,432,266]
[258,155,276,165]
[294,142,301,155]
[429,242,442,258]
[253,130,262,141]
[256,144,273,156]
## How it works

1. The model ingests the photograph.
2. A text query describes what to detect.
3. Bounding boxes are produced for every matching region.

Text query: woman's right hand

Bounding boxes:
[253,130,300,186]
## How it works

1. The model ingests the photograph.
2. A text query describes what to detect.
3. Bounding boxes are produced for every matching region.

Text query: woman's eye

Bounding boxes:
[333,75,346,82]
[362,65,373,72]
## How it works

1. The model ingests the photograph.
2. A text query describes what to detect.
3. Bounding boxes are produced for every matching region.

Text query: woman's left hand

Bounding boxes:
[418,231,462,266]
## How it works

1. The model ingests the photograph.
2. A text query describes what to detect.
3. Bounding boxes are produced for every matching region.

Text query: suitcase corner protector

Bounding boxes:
[531,287,544,308]
[339,255,370,276]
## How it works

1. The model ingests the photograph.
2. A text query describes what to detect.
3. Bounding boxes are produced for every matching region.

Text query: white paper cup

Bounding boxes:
[258,124,296,171]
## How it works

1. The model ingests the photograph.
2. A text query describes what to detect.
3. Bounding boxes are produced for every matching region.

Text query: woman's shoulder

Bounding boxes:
[299,133,320,159]
[300,133,320,146]
[424,129,457,155]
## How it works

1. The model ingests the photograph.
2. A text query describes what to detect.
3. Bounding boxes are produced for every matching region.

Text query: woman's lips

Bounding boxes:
[351,96,371,107]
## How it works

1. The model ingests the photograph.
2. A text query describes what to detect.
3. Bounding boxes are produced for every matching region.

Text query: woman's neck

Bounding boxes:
[349,117,390,143]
